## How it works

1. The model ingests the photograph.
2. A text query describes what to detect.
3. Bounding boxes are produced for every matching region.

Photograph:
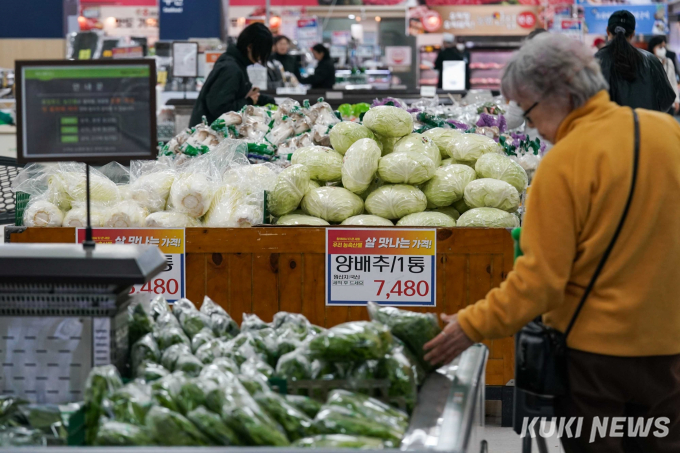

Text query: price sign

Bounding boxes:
[76,228,185,302]
[326,229,436,306]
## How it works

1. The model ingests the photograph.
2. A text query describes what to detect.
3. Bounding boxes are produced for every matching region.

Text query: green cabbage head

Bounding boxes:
[421,164,477,208]
[474,153,528,193]
[423,127,465,159]
[277,214,330,226]
[362,106,414,138]
[301,187,364,223]
[291,146,343,182]
[342,138,381,194]
[268,164,311,217]
[364,184,427,220]
[330,122,375,155]
[428,207,460,220]
[394,134,441,167]
[457,207,520,228]
[463,178,520,212]
[378,152,436,185]
[341,215,394,226]
[449,133,501,164]
[396,212,456,227]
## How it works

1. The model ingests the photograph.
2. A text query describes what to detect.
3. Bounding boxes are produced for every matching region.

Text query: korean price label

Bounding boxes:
[326,229,436,306]
[76,228,185,302]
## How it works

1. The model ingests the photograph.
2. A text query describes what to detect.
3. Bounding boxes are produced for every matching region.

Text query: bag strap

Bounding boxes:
[564,109,640,339]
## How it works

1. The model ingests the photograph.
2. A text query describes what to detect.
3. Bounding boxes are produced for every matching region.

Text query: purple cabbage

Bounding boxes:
[446,119,470,130]
[371,97,407,109]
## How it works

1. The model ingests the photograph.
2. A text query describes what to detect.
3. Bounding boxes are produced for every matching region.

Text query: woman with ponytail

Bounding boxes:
[595,10,675,112]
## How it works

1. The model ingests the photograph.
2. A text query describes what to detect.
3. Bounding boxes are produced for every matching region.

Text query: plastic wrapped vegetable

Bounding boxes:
[128,303,154,347]
[169,172,214,218]
[275,349,313,381]
[421,164,477,208]
[294,434,387,449]
[456,207,520,228]
[291,146,343,182]
[131,334,160,374]
[341,138,381,194]
[449,133,501,164]
[145,211,200,227]
[393,133,441,167]
[195,339,225,364]
[453,198,471,215]
[241,356,275,380]
[308,321,391,362]
[364,185,427,220]
[241,313,269,332]
[161,344,193,370]
[378,151,437,185]
[146,406,211,446]
[200,296,240,338]
[429,206,460,221]
[377,348,417,413]
[326,390,409,431]
[62,205,104,227]
[135,362,169,382]
[105,380,153,425]
[346,361,379,395]
[150,372,187,413]
[155,311,180,331]
[269,164,311,217]
[463,178,520,212]
[363,106,413,137]
[129,166,176,213]
[149,295,170,320]
[178,308,212,339]
[341,215,393,226]
[329,122,375,155]
[223,163,278,196]
[202,184,245,228]
[396,211,456,227]
[103,200,148,227]
[255,392,315,441]
[157,326,191,350]
[375,134,398,156]
[238,374,270,396]
[423,127,465,159]
[56,165,120,203]
[285,395,323,419]
[174,353,204,377]
[210,357,240,375]
[273,312,311,333]
[187,407,241,445]
[94,421,153,446]
[176,377,213,414]
[84,365,123,444]
[312,405,404,443]
[367,302,441,372]
[301,187,364,223]
[474,152,528,193]
[277,214,330,226]
[23,199,63,227]
[191,327,216,353]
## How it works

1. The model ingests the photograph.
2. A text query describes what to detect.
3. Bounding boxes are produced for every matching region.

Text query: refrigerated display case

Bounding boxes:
[468,46,518,91]
[419,45,440,87]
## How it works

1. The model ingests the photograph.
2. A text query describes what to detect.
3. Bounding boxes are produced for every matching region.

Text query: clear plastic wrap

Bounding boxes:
[174,352,204,377]
[268,164,310,217]
[396,212,456,227]
[191,327,216,353]
[275,349,313,381]
[146,405,211,446]
[340,215,393,226]
[169,172,215,218]
[421,164,477,208]
[291,146,343,182]
[128,160,176,213]
[456,207,520,228]
[93,421,153,446]
[329,122,375,155]
[449,133,502,164]
[423,127,465,159]
[393,134,441,167]
[135,362,169,382]
[104,379,153,425]
[241,356,275,380]
[285,395,323,419]
[84,365,123,444]
[62,203,106,227]
[341,138,381,194]
[377,151,436,185]
[294,434,386,449]
[160,344,193,370]
[54,163,121,204]
[211,112,243,132]
[301,187,364,223]
[326,389,409,430]
[463,178,520,212]
[150,371,186,413]
[23,198,63,227]
[177,307,212,339]
[374,134,398,156]
[223,163,278,195]
[378,344,417,413]
[474,152,528,193]
[131,333,160,374]
[364,185,427,220]
[310,101,341,127]
[308,321,392,362]
[363,106,413,138]
[276,214,330,226]
[254,392,314,441]
[145,211,201,227]
[187,406,241,445]
[103,200,148,227]
[200,296,240,338]
[202,185,246,228]
[266,119,296,147]
[157,327,191,351]
[312,405,403,443]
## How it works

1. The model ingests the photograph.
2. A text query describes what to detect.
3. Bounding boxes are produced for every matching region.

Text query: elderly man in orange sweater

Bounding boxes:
[424,34,680,453]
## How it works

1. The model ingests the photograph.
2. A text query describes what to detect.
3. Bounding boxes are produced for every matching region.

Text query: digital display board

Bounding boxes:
[16,60,156,163]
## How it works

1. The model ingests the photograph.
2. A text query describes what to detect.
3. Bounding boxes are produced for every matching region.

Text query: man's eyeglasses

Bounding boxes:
[522,101,539,125]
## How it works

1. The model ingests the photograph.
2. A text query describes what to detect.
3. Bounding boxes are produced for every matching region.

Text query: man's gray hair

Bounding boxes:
[501,33,608,109]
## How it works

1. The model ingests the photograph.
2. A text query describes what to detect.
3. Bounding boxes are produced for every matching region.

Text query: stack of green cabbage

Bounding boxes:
[87,296,426,447]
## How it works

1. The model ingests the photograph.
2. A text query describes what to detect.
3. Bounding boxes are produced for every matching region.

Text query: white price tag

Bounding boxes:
[420,86,437,97]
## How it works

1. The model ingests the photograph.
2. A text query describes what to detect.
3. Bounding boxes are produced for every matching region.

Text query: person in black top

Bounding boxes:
[434,33,465,89]
[300,44,336,89]
[595,10,675,112]
[272,35,301,80]
[190,23,275,126]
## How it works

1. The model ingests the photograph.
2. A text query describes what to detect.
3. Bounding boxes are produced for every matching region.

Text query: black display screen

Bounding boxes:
[17,61,156,163]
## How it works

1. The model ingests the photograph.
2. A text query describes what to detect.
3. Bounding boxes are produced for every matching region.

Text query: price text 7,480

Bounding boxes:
[374,280,430,300]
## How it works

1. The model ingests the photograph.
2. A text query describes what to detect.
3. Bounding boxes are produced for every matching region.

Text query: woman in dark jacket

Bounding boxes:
[595,10,675,112]
[272,35,301,80]
[300,44,336,90]
[190,23,275,126]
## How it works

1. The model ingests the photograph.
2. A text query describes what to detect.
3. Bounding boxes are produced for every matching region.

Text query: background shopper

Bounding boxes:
[190,23,275,126]
[424,33,680,453]
[595,10,675,112]
[648,35,679,114]
[434,33,465,89]
[300,44,336,89]
[272,35,301,80]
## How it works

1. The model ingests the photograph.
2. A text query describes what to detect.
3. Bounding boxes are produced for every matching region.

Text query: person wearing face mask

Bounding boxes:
[648,35,679,114]
[190,23,276,126]
[434,33,465,89]
[272,35,301,80]
[595,10,675,112]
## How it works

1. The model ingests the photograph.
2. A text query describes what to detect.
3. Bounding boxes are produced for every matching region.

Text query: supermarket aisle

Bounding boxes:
[479,425,562,452]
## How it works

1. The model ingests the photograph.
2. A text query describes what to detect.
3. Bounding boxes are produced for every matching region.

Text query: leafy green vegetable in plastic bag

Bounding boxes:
[174,353,203,377]
[136,361,169,382]
[255,392,315,441]
[129,303,154,347]
[393,338,426,386]
[191,327,216,353]
[311,360,347,381]
[210,357,240,375]
[326,390,409,431]
[313,405,404,443]
[294,434,387,449]
[84,365,123,445]
[367,302,441,372]
[273,312,311,334]
[228,332,272,366]
[154,311,180,334]
[176,378,210,414]
[285,395,323,419]
[309,321,392,362]
[238,374,270,396]
[241,356,274,380]
[200,296,240,337]
[346,361,379,395]
[149,295,170,320]
[131,333,160,374]
[145,406,211,446]
[195,338,226,364]
[241,313,269,332]
[150,372,187,413]
[17,404,61,432]
[0,396,29,427]
[161,343,192,370]
[377,347,417,413]
[157,326,191,350]
[276,349,313,381]
[172,298,197,320]
[187,407,242,445]
[94,421,153,446]
[179,308,212,339]
[0,427,46,447]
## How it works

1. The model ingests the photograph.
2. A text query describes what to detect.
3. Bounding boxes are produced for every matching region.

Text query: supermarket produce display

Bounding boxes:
[11,97,541,229]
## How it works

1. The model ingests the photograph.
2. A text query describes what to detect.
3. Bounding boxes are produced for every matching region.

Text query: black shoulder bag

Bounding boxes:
[515,109,640,397]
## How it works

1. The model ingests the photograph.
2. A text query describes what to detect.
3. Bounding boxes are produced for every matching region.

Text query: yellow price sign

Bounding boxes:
[78,49,92,60]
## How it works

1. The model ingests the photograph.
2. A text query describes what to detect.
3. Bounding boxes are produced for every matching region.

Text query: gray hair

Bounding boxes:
[501,33,608,109]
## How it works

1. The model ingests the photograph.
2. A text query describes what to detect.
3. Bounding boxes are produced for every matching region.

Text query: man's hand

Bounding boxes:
[246,87,260,104]
[423,313,475,366]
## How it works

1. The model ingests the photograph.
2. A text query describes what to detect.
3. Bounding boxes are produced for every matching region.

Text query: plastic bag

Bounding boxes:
[103,200,148,227]
[129,160,176,213]
[145,211,201,227]
[255,392,315,441]
[191,327,216,353]
[135,362,169,382]
[238,374,270,396]
[174,353,204,377]
[241,313,269,332]
[93,421,153,446]
[378,345,418,413]
[149,295,170,320]
[62,204,105,227]
[187,406,242,445]
[364,185,427,220]
[178,308,212,339]
[367,302,440,372]
[128,303,154,347]
[308,321,392,362]
[104,380,153,425]
[23,198,63,227]
[276,349,313,381]
[285,395,323,419]
[273,312,311,334]
[210,357,240,375]
[54,163,121,204]
[268,164,310,217]
[294,434,387,449]
[160,343,193,370]
[151,372,187,413]
[84,365,123,444]
[157,326,191,350]
[200,296,240,338]
[131,333,160,375]
[202,184,246,227]
[241,356,275,380]
[155,311,180,332]
[346,361,379,395]
[312,405,404,443]
[176,377,214,414]
[146,405,211,446]
[326,390,409,430]
[301,187,364,223]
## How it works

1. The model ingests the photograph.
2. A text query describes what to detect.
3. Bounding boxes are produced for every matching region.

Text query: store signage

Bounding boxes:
[204,51,222,74]
[161,0,183,13]
[385,46,413,67]
[112,46,144,59]
[420,85,437,97]
[99,6,158,38]
[297,17,320,48]
[428,5,539,35]
[159,0,220,40]
[76,228,186,303]
[326,229,436,307]
[172,41,199,78]
[583,4,667,35]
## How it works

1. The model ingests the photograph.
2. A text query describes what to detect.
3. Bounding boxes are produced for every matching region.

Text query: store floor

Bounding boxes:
[484,403,563,452]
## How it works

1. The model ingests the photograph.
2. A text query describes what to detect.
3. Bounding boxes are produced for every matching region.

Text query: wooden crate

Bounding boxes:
[8,226,515,386]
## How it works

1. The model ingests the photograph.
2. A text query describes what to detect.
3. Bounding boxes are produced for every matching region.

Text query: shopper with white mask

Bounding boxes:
[648,35,679,114]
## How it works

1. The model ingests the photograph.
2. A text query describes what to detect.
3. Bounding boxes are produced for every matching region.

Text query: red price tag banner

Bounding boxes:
[76,228,185,303]
[326,228,436,307]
